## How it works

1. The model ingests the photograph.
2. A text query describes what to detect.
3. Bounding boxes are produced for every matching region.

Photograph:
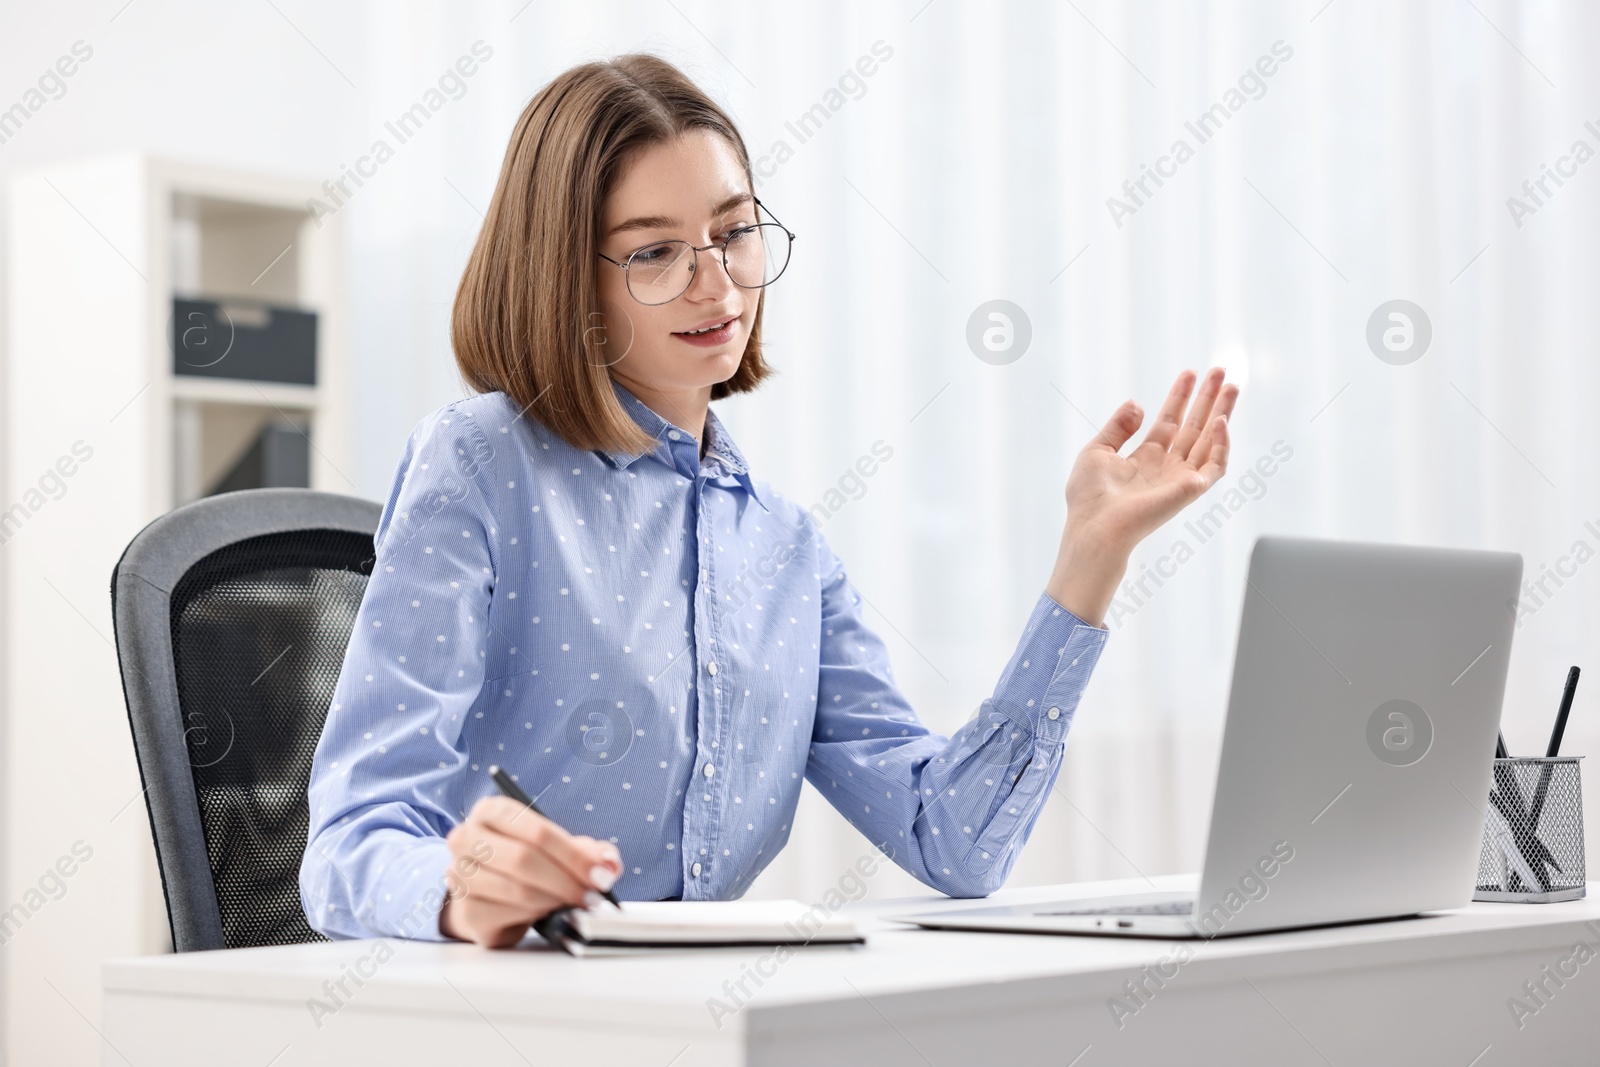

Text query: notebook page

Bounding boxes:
[569,899,859,943]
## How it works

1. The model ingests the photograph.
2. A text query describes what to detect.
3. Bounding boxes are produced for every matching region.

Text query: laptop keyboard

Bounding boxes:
[1038,900,1195,917]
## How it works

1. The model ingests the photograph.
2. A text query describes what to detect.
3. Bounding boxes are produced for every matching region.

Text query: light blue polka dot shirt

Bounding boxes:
[300,377,1109,940]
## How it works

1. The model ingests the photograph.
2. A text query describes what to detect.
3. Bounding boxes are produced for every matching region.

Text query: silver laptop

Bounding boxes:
[893,535,1523,939]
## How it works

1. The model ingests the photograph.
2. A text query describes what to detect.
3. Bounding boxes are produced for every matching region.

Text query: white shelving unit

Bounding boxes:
[3,154,349,1067]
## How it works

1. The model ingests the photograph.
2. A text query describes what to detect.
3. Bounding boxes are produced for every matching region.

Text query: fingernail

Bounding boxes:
[602,844,621,866]
[582,889,604,910]
[590,864,618,891]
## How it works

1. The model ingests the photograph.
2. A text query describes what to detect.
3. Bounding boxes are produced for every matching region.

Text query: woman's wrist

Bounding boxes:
[438,894,460,940]
[1044,518,1131,629]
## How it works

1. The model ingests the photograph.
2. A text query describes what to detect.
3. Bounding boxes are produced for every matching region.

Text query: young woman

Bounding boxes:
[300,54,1239,948]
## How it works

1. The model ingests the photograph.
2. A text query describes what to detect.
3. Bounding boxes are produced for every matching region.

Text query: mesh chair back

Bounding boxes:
[112,489,380,951]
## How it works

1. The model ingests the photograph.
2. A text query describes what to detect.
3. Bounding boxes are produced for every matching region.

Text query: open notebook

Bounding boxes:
[531,900,866,957]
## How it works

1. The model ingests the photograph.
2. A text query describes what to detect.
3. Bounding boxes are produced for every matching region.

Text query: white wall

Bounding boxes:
[3,1,1599,1064]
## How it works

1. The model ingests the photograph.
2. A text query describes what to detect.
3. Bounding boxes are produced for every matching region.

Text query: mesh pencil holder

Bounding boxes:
[1474,756,1586,903]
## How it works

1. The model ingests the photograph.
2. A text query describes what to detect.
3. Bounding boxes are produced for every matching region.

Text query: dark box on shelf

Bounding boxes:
[210,422,310,496]
[171,297,317,385]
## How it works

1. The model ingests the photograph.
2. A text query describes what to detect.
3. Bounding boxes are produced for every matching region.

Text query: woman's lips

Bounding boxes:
[671,318,736,347]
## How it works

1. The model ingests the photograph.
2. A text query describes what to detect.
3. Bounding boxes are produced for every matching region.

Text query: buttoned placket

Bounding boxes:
[608,390,765,898]
[664,425,727,895]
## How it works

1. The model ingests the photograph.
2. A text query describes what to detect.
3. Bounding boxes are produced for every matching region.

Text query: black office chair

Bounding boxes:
[111,488,380,952]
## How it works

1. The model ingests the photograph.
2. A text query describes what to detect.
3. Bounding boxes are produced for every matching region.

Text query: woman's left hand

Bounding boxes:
[1045,367,1240,626]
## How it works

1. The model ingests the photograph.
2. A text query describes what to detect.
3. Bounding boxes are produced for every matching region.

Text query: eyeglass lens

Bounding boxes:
[626,224,792,305]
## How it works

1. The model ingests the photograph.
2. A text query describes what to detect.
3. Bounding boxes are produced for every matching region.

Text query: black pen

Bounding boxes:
[488,765,621,909]
[1546,665,1580,758]
[1528,666,1581,837]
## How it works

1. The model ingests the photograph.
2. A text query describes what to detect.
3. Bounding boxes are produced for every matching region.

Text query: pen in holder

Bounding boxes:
[1474,756,1586,903]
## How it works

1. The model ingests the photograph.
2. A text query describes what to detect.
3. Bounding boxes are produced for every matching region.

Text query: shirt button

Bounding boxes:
[691,862,702,877]
[703,763,715,778]
[669,430,683,441]
[706,661,718,676]
[700,569,709,584]
[1047,707,1061,720]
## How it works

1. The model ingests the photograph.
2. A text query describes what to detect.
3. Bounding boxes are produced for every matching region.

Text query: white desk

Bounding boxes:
[102,875,1600,1066]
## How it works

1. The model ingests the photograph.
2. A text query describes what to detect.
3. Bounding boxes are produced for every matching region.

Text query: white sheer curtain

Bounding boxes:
[344,0,1600,902]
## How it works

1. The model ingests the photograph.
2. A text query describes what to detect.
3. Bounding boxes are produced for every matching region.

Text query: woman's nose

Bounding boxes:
[685,245,736,300]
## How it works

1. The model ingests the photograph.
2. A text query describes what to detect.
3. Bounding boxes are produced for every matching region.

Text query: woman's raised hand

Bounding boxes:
[1045,367,1240,626]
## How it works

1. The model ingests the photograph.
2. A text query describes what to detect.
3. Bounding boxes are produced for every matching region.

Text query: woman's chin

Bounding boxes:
[699,340,746,372]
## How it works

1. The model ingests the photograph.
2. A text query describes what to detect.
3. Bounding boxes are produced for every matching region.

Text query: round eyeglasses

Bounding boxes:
[597,198,795,307]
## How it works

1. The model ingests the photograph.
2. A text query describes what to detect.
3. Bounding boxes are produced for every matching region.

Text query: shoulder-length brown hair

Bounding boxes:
[452,53,774,456]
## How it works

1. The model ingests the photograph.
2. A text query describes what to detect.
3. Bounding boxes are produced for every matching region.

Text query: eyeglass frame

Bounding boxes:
[595,197,796,306]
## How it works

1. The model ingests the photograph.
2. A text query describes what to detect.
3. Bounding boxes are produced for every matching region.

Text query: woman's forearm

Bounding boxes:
[1045,517,1131,628]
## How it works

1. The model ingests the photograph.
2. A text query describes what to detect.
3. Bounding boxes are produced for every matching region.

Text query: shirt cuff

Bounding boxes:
[991,589,1109,744]
[368,836,455,942]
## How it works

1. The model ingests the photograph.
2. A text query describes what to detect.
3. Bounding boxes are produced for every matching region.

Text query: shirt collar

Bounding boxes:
[598,378,770,512]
